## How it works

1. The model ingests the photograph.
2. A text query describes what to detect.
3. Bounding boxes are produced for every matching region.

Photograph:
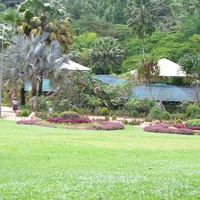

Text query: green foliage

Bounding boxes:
[111,115,117,120]
[104,116,110,121]
[72,107,79,113]
[162,111,171,120]
[149,106,163,119]
[101,107,109,116]
[196,115,200,119]
[145,118,153,122]
[73,32,98,50]
[134,98,155,116]
[131,110,138,117]
[51,113,59,117]
[185,119,200,126]
[59,111,81,119]
[175,119,183,124]
[186,103,200,118]
[89,36,126,74]
[21,110,29,117]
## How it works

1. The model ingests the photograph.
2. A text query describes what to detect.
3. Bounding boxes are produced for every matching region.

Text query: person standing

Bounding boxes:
[12,97,18,113]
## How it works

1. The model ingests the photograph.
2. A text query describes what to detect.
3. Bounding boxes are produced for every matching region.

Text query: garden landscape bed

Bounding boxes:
[16,117,125,130]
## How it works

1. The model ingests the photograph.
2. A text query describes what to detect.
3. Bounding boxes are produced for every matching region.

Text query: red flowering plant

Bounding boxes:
[46,71,110,113]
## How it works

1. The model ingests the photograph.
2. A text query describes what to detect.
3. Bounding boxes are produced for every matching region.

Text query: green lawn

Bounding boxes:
[0,119,200,200]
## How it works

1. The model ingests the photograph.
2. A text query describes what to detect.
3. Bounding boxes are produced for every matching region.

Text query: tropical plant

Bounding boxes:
[88,36,126,74]
[137,56,159,100]
[126,0,156,58]
[179,53,200,102]
[4,34,69,102]
[15,0,73,53]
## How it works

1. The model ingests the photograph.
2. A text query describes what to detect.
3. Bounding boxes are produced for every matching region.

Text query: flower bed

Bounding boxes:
[45,117,91,124]
[89,121,125,130]
[17,118,125,130]
[144,124,195,135]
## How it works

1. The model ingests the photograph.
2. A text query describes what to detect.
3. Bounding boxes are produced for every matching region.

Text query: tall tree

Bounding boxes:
[126,0,156,58]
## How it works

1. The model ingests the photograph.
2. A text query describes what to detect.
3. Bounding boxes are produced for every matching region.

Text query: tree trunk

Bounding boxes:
[32,82,37,97]
[20,87,25,105]
[38,79,43,96]
[142,38,145,59]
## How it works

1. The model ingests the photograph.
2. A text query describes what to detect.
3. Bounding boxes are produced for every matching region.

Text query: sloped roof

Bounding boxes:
[60,60,90,71]
[158,58,186,77]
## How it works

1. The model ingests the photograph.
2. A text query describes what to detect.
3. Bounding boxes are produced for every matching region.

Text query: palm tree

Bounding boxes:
[88,36,125,74]
[126,0,156,58]
[4,34,69,100]
[0,0,73,53]
[178,8,200,37]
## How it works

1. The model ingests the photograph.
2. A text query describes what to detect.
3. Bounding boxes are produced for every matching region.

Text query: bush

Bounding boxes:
[21,109,29,117]
[111,115,117,120]
[51,113,59,117]
[104,116,110,121]
[128,119,142,125]
[131,110,138,117]
[101,107,109,116]
[185,119,200,126]
[145,118,152,122]
[149,106,163,119]
[196,115,200,119]
[175,119,182,124]
[162,111,171,120]
[59,111,81,119]
[72,106,79,113]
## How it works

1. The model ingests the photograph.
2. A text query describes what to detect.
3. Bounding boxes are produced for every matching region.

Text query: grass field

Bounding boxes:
[0,119,200,200]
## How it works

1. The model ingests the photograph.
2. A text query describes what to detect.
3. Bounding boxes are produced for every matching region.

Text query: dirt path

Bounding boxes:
[1,106,22,121]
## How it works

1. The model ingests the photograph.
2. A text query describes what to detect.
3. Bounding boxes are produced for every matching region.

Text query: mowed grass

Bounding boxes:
[0,119,200,200]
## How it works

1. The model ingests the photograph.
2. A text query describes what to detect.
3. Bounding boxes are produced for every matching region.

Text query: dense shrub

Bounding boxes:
[101,107,109,115]
[186,103,200,118]
[145,118,152,122]
[72,106,79,113]
[90,121,124,130]
[185,119,200,126]
[46,117,91,124]
[21,110,29,117]
[162,111,171,120]
[148,106,163,119]
[111,115,117,120]
[134,98,154,116]
[175,119,182,124]
[131,110,138,117]
[59,111,81,119]
[51,113,59,117]
[128,119,142,125]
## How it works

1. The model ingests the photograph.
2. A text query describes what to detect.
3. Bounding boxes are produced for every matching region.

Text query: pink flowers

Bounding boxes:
[94,86,101,93]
